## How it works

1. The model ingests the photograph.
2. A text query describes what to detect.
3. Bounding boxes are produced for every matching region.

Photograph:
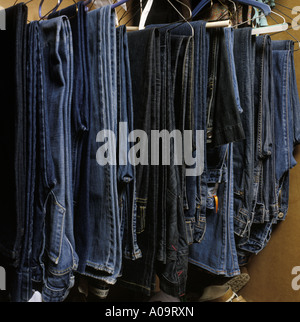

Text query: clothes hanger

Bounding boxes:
[250,10,288,35]
[139,0,153,30]
[39,0,63,19]
[138,0,195,35]
[165,0,195,37]
[192,0,272,18]
[268,12,300,51]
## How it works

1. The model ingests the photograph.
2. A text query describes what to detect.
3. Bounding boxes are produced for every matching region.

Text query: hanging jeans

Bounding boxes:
[48,1,92,275]
[116,25,141,261]
[27,16,78,302]
[0,3,28,270]
[237,39,300,264]
[235,35,276,263]
[120,27,161,297]
[156,30,194,298]
[14,19,36,303]
[231,28,256,260]
[189,27,244,277]
[83,6,121,288]
[149,21,209,254]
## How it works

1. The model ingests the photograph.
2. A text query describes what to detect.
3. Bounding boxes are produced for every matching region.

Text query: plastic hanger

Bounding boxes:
[139,0,153,30]
[39,0,63,19]
[251,10,288,35]
[192,0,272,17]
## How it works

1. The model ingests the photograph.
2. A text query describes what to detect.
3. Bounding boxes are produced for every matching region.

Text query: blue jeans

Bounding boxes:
[235,35,276,262]
[189,27,243,278]
[231,28,256,246]
[120,27,161,297]
[31,16,78,302]
[48,1,92,275]
[83,6,121,287]
[116,25,141,261]
[237,39,300,264]
[13,19,36,303]
[0,3,28,273]
[189,143,240,277]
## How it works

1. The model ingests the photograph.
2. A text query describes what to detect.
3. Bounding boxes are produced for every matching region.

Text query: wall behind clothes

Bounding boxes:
[239,0,300,303]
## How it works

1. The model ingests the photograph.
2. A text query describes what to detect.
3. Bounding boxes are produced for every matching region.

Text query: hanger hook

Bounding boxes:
[166,0,194,37]
[39,0,63,19]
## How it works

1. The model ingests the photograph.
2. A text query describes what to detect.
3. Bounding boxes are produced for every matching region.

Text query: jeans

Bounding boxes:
[235,35,275,263]
[32,16,78,302]
[189,27,243,277]
[120,27,161,297]
[48,1,91,275]
[116,25,141,262]
[0,3,28,269]
[231,28,256,256]
[83,6,121,287]
[156,30,194,298]
[272,40,298,219]
[14,20,36,303]
[0,3,28,301]
[148,21,209,253]
[236,39,300,264]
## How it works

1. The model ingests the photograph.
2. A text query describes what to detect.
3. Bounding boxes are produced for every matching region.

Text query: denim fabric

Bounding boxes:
[235,35,276,262]
[13,21,38,303]
[272,40,298,220]
[116,25,141,261]
[189,144,240,277]
[156,31,194,298]
[0,3,28,269]
[148,21,209,249]
[83,6,122,291]
[231,28,256,248]
[206,28,245,147]
[33,16,78,302]
[48,2,91,275]
[120,27,161,297]
[189,27,242,277]
[236,39,300,264]
[224,28,242,114]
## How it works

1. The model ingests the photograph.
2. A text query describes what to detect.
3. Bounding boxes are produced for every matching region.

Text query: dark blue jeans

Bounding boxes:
[116,25,141,262]
[48,1,92,276]
[120,27,161,297]
[83,6,121,288]
[0,3,28,302]
[0,3,28,269]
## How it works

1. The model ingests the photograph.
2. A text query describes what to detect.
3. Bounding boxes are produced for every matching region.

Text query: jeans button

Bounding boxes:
[278,212,284,219]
